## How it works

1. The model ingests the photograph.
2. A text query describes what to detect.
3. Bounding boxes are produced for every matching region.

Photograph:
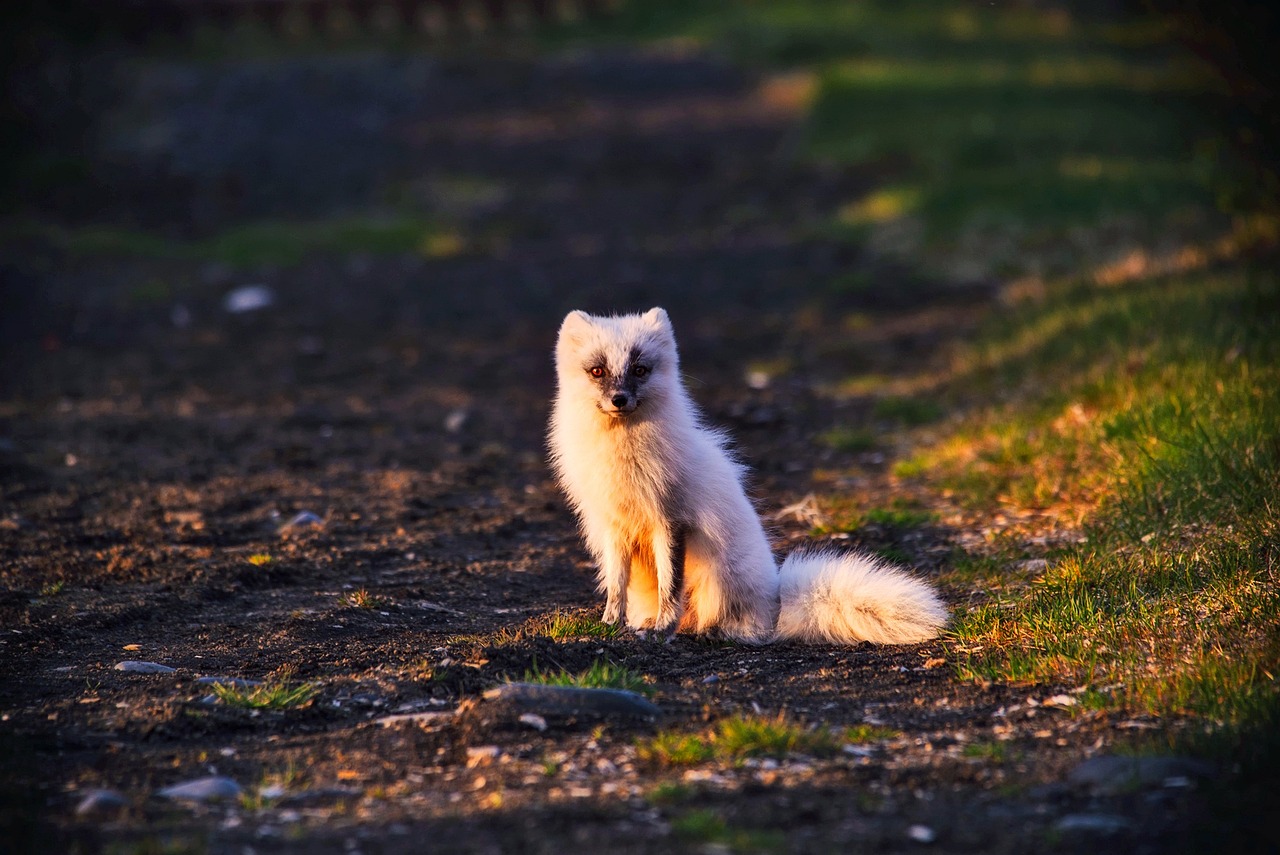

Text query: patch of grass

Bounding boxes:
[3,215,457,268]
[340,588,387,609]
[842,723,901,743]
[488,610,621,646]
[671,808,787,853]
[39,580,65,597]
[872,396,945,426]
[962,741,1015,763]
[209,667,318,711]
[812,496,936,535]
[521,659,652,695]
[820,425,876,453]
[646,781,694,805]
[246,553,272,567]
[639,714,856,766]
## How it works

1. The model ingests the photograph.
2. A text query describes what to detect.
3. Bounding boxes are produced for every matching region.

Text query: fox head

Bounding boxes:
[555,307,679,419]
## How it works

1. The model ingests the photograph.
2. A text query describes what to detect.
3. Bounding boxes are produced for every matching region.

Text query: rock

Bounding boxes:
[282,510,324,529]
[477,683,661,725]
[906,824,936,843]
[75,789,129,817]
[1067,755,1215,795]
[157,776,243,803]
[375,710,453,728]
[195,676,262,690]
[519,713,548,731]
[115,661,177,674]
[1054,814,1134,835]
[223,285,274,314]
[466,745,502,768]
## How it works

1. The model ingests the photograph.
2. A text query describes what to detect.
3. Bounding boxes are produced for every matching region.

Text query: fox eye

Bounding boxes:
[588,366,605,378]
[632,365,650,378]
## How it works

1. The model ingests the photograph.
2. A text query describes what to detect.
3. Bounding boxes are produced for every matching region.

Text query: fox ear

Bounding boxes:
[559,310,594,344]
[641,307,671,329]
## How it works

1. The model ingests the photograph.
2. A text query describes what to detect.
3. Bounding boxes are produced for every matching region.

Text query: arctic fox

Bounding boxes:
[547,307,946,645]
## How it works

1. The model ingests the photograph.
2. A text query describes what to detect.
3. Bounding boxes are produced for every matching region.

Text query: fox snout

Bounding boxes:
[606,390,637,414]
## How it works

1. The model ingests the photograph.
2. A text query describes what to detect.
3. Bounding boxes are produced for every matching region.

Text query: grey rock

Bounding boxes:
[1067,755,1215,795]
[223,285,274,314]
[157,776,243,803]
[75,788,129,817]
[276,787,363,807]
[1054,814,1134,835]
[480,682,660,723]
[115,661,177,674]
[283,511,324,529]
[196,676,262,690]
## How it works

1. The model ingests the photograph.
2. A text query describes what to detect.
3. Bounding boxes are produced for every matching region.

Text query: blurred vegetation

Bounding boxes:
[556,0,1279,782]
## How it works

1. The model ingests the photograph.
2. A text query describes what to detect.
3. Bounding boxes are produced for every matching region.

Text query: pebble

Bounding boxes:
[1067,755,1215,795]
[114,661,177,674]
[157,776,243,803]
[223,285,275,314]
[519,713,548,731]
[1054,813,1134,835]
[283,510,325,529]
[906,824,936,843]
[465,746,502,768]
[75,788,129,817]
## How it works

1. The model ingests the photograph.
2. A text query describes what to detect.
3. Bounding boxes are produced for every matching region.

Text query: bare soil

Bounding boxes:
[0,45,1257,854]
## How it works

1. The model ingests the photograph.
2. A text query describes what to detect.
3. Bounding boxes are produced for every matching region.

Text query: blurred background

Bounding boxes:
[2,3,1278,849]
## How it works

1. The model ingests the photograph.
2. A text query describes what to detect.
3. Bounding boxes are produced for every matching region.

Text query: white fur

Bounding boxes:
[548,308,946,645]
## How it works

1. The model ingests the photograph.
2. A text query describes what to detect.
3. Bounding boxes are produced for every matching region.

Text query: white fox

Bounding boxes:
[547,307,946,645]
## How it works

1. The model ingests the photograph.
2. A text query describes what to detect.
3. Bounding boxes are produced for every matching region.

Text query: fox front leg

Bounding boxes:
[651,524,687,639]
[599,542,630,626]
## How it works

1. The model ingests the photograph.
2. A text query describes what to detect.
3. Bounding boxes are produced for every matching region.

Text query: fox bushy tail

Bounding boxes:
[775,551,946,644]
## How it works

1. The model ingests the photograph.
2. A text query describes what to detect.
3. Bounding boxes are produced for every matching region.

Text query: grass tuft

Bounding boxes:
[210,667,318,710]
[520,659,652,695]
[639,713,881,766]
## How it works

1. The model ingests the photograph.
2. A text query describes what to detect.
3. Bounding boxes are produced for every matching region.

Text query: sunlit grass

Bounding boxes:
[638,714,891,767]
[210,667,318,710]
[521,659,652,695]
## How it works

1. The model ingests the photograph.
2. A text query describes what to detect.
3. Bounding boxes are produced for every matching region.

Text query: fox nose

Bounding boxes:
[611,393,629,408]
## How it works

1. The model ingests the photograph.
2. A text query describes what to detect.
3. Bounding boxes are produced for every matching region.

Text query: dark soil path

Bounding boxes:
[0,45,1231,853]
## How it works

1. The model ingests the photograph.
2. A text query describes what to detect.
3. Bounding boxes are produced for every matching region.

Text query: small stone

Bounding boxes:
[115,661,177,675]
[906,824,936,843]
[466,746,501,768]
[157,776,243,803]
[223,285,274,314]
[75,789,128,817]
[1043,694,1078,708]
[701,674,720,685]
[519,713,548,731]
[444,409,469,433]
[1054,814,1133,835]
[283,511,324,529]
[260,785,286,800]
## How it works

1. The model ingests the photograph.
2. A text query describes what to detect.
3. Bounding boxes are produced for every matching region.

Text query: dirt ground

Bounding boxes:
[0,44,1261,854]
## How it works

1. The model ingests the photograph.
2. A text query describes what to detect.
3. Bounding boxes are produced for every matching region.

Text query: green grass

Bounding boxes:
[209,668,318,710]
[639,714,889,766]
[521,659,652,695]
[339,588,388,609]
[548,0,1280,769]
[487,609,622,645]
[670,809,787,853]
[3,215,460,268]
